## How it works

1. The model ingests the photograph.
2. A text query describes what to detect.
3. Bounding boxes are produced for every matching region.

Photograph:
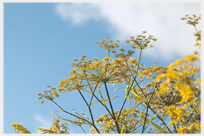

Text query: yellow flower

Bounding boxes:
[11,123,31,134]
[193,50,198,55]
[40,100,44,104]
[125,40,130,44]
[159,82,169,94]
[175,59,184,65]
[196,77,201,84]
[69,68,78,76]
[101,57,112,61]
[51,90,56,97]
[128,58,138,64]
[196,36,200,41]
[184,55,198,62]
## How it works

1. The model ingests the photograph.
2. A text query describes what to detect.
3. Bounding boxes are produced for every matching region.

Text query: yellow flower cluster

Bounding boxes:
[139,66,168,80]
[55,33,157,95]
[181,15,201,56]
[11,123,31,134]
[97,38,120,54]
[143,15,202,133]
[90,109,148,134]
[153,46,200,133]
[101,56,112,61]
[181,14,201,26]
[125,31,157,49]
[11,14,201,134]
[37,86,60,104]
[58,55,144,93]
[37,117,69,134]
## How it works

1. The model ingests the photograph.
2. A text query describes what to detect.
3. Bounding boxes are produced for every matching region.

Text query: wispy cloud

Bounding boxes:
[54,3,200,61]
[33,113,52,133]
[54,3,100,25]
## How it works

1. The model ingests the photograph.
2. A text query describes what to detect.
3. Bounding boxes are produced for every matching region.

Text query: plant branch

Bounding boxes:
[136,83,172,134]
[104,82,121,133]
[142,87,155,133]
[82,71,99,104]
[134,79,146,97]
[88,89,114,119]
[148,105,172,133]
[117,49,143,120]
[89,82,99,105]
[50,99,92,124]
[77,89,100,133]
[80,125,86,134]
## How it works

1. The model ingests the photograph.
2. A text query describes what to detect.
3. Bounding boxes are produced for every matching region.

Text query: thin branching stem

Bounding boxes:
[194,25,198,33]
[142,87,155,133]
[77,89,100,133]
[89,82,99,104]
[124,60,146,97]
[134,79,146,97]
[104,82,121,133]
[116,48,172,133]
[87,87,114,119]
[134,83,172,134]
[148,105,172,133]
[80,125,86,134]
[51,99,92,124]
[82,71,99,104]
[117,49,143,120]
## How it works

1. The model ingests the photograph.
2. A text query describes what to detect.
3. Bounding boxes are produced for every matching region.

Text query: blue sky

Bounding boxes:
[3,2,201,134]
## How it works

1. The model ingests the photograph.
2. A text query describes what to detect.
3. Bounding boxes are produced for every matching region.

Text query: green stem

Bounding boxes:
[88,82,99,105]
[136,83,172,134]
[51,99,92,124]
[148,106,172,133]
[87,87,115,119]
[142,87,155,133]
[117,49,143,120]
[134,78,146,97]
[77,89,100,133]
[80,125,86,134]
[104,82,121,133]
[194,25,198,33]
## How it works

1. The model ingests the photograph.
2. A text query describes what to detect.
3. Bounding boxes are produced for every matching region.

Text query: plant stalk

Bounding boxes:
[104,82,121,133]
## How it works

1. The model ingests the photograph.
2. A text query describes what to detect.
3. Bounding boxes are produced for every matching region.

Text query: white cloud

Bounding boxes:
[54,3,200,61]
[34,113,52,133]
[54,3,100,25]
